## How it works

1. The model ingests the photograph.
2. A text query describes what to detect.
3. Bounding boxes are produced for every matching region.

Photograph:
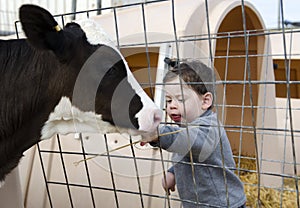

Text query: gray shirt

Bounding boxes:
[153,110,246,208]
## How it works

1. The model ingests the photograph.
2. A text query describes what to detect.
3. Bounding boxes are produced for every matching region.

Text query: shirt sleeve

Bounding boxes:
[167,166,175,174]
[156,117,221,162]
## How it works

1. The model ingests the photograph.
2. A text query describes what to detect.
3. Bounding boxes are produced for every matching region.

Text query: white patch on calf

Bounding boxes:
[74,19,115,47]
[41,97,124,140]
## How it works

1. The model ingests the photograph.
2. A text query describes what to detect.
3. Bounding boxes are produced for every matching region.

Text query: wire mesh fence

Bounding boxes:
[0,0,104,36]
[8,0,300,207]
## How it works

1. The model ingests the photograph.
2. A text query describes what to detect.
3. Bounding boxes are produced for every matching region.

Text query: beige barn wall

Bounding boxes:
[19,134,179,208]
[275,98,300,175]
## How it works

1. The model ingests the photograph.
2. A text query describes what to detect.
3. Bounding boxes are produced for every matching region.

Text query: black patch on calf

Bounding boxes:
[72,45,143,130]
[0,39,65,182]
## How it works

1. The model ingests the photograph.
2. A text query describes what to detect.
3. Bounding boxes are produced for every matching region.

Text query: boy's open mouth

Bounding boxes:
[170,114,181,122]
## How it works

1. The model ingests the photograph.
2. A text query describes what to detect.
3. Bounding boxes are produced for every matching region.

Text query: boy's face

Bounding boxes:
[164,77,212,123]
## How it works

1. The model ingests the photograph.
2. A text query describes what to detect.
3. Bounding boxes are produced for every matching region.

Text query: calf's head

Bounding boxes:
[19,5,162,138]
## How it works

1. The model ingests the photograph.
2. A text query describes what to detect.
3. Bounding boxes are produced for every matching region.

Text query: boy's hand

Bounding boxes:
[162,172,176,195]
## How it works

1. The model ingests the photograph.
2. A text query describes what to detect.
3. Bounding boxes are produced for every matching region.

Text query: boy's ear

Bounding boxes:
[19,4,64,51]
[201,92,213,110]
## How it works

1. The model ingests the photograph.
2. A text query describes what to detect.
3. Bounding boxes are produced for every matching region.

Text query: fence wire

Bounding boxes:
[8,0,300,207]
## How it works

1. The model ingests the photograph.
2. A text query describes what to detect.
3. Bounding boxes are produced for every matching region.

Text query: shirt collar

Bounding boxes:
[200,109,213,118]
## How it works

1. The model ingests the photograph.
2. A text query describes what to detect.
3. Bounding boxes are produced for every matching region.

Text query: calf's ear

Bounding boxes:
[19,4,64,51]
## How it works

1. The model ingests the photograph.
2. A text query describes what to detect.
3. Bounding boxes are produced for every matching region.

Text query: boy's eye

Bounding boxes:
[176,97,185,102]
[166,98,184,104]
[166,99,172,103]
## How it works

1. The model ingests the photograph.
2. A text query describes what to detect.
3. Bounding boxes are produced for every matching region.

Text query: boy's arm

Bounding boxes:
[167,165,175,174]
[155,123,220,162]
[148,125,180,148]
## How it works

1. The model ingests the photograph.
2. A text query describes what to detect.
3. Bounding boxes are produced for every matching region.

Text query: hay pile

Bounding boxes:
[235,157,299,207]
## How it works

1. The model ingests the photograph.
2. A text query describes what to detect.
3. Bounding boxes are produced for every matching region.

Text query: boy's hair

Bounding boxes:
[163,59,215,97]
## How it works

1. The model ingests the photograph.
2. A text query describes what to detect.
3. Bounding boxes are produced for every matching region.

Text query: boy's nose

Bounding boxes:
[169,100,178,109]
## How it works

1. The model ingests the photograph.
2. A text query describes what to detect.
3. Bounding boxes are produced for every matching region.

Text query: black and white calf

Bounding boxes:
[0,5,162,185]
